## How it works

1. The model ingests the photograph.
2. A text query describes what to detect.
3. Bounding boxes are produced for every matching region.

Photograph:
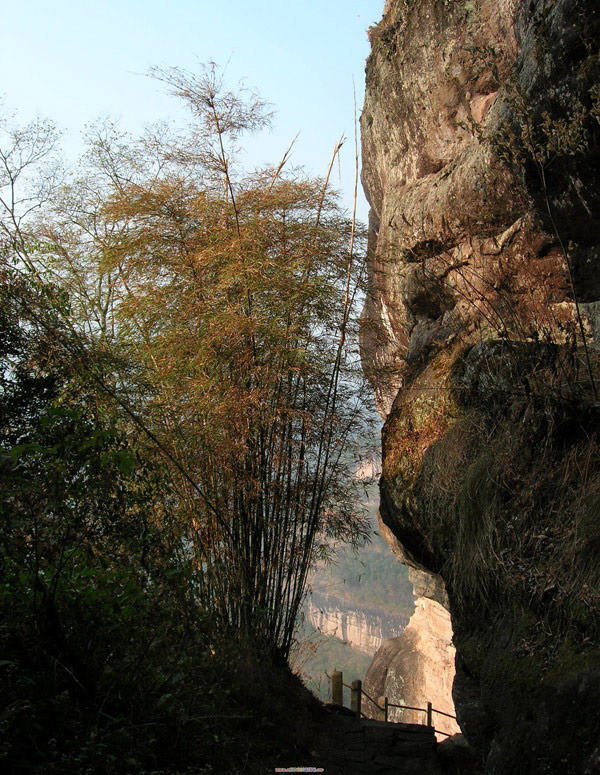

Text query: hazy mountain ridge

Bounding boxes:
[305,589,409,655]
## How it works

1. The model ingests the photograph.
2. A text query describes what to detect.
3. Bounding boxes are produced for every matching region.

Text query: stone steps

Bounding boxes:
[319,711,442,775]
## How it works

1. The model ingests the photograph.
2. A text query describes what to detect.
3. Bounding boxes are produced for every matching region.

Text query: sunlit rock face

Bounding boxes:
[364,597,459,741]
[370,510,457,740]
[366,513,458,740]
[361,0,600,772]
[360,0,600,417]
[305,591,407,656]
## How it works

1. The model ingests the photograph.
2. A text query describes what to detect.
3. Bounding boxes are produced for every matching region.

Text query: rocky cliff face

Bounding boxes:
[305,591,408,655]
[363,513,459,740]
[363,595,459,741]
[360,0,600,772]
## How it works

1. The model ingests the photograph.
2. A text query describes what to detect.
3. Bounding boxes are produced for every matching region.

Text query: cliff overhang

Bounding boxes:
[360,0,600,772]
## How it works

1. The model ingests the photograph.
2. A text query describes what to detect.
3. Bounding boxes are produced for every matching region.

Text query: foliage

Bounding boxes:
[0,64,373,772]
[294,626,373,703]
[410,341,600,646]
[27,64,372,659]
[0,273,325,774]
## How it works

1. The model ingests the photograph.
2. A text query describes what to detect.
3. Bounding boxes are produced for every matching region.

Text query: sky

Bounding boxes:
[1,0,383,220]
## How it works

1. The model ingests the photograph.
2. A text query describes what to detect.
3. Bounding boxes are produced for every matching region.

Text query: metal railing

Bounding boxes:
[330,669,457,736]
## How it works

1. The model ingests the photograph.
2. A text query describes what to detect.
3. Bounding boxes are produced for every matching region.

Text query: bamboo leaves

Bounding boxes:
[1,65,373,661]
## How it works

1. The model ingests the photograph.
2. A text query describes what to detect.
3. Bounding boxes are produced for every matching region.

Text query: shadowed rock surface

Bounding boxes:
[360,0,600,772]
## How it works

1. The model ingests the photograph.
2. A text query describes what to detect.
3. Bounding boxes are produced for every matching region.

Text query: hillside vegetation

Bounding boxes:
[0,65,374,774]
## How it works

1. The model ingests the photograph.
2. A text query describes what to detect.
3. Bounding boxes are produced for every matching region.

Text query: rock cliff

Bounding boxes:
[363,512,459,741]
[360,0,600,772]
[363,595,459,741]
[305,591,408,655]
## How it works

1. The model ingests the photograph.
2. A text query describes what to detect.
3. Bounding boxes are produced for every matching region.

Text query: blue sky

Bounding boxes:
[1,0,383,218]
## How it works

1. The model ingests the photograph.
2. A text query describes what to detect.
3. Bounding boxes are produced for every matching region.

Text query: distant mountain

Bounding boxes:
[294,497,415,702]
[305,590,409,655]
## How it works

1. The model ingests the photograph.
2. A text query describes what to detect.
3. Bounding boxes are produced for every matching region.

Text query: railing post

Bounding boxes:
[351,679,362,718]
[426,701,433,728]
[331,670,343,706]
[378,695,388,722]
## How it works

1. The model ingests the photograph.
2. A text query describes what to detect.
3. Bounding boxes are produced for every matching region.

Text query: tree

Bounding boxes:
[1,65,373,660]
[0,271,182,770]
[0,271,321,775]
[100,65,373,657]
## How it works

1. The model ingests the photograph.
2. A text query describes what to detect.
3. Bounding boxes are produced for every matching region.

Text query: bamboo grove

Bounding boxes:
[0,64,373,661]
